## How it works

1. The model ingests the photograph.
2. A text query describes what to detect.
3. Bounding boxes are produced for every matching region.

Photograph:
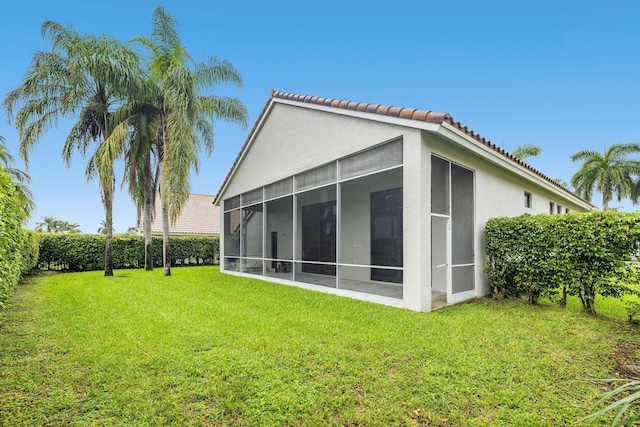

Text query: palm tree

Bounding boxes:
[104,96,160,270]
[59,220,81,234]
[35,216,60,232]
[99,5,248,276]
[35,216,80,233]
[97,220,112,235]
[570,143,640,210]
[0,135,34,219]
[4,21,144,276]
[512,144,542,162]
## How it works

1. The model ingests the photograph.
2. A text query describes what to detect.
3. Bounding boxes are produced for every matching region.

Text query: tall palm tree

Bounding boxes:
[99,5,248,276]
[0,135,34,219]
[4,21,144,276]
[570,143,640,210]
[106,96,160,270]
[512,144,542,162]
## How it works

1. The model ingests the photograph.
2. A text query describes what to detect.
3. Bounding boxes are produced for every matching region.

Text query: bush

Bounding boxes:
[0,168,27,312]
[485,211,640,314]
[19,230,40,275]
[38,233,219,271]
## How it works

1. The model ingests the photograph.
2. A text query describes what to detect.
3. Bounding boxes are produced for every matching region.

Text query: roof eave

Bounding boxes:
[437,121,596,210]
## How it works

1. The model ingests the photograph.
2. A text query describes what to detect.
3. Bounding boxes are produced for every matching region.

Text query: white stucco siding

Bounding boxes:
[402,130,431,311]
[422,130,592,298]
[222,102,408,199]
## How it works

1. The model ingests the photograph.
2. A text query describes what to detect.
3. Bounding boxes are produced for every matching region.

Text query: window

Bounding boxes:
[557,204,562,214]
[565,208,570,213]
[524,192,532,208]
[549,202,555,214]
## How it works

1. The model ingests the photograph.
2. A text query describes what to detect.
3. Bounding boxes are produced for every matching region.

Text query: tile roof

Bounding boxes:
[140,193,220,236]
[216,90,594,208]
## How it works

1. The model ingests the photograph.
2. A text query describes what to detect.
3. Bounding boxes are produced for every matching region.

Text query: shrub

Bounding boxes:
[577,379,640,426]
[19,230,40,275]
[38,233,219,271]
[0,168,27,312]
[485,211,640,314]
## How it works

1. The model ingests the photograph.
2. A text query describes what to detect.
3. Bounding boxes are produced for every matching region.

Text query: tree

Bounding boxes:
[512,143,542,162]
[99,5,248,276]
[35,216,60,233]
[0,135,34,219]
[4,21,144,276]
[58,220,81,234]
[97,220,112,235]
[35,216,80,233]
[570,143,640,210]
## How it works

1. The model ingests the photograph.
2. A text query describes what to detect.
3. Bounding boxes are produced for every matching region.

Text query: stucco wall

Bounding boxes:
[422,130,592,298]
[219,99,592,311]
[223,103,408,198]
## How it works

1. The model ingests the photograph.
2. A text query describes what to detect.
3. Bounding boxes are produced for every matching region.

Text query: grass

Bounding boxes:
[0,266,638,426]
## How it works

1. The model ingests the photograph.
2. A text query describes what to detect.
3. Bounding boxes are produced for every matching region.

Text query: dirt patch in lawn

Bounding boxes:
[614,338,640,380]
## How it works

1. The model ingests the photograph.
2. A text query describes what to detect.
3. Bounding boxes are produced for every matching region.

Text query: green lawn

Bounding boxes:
[0,266,638,426]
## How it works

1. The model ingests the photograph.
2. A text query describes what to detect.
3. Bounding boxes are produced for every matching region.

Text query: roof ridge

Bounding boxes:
[215,90,594,209]
[442,117,591,205]
[271,90,450,124]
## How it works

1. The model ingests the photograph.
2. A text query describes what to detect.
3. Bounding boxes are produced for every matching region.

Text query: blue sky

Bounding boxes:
[1,1,639,232]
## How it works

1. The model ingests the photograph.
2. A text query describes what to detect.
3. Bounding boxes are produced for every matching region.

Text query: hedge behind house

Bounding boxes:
[485,211,640,314]
[38,234,219,271]
[0,168,35,312]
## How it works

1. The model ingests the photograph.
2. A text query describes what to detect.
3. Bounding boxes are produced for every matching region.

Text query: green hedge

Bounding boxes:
[0,167,29,312]
[485,211,640,314]
[38,234,219,271]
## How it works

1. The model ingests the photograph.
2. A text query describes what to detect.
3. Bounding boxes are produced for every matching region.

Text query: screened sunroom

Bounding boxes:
[222,139,404,300]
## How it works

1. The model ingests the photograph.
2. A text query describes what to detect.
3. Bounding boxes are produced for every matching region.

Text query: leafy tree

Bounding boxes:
[512,144,542,162]
[126,227,139,235]
[4,21,144,276]
[0,135,34,219]
[99,5,248,276]
[570,143,640,210]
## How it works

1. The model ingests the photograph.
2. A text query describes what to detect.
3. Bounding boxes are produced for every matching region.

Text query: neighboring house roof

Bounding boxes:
[215,90,595,209]
[140,193,220,236]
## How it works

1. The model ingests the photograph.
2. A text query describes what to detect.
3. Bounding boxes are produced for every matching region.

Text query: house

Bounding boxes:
[214,90,594,312]
[141,193,220,236]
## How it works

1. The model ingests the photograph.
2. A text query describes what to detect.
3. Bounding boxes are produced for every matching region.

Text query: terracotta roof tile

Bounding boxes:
[215,90,593,208]
[399,108,416,119]
[376,105,391,115]
[141,193,220,236]
[365,104,380,113]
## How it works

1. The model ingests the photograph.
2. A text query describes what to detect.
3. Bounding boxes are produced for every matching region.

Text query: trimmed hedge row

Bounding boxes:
[485,211,640,314]
[38,234,219,271]
[0,168,37,312]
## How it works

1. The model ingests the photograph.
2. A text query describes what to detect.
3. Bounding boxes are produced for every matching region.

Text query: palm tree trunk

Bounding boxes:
[162,197,171,276]
[143,191,153,271]
[103,182,114,277]
[143,157,153,271]
[103,113,114,277]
